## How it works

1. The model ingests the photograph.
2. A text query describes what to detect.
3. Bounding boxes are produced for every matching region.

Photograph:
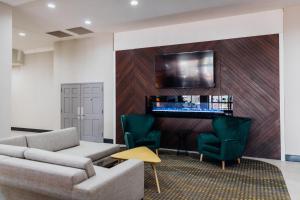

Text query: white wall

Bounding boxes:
[11,52,55,130]
[53,33,114,139]
[284,6,300,156]
[11,33,115,139]
[115,10,283,50]
[0,3,12,138]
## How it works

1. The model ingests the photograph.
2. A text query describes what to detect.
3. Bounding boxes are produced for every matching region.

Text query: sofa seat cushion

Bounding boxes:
[26,127,80,152]
[0,155,9,160]
[0,135,27,147]
[57,141,120,162]
[25,148,95,178]
[0,157,88,197]
[0,144,28,158]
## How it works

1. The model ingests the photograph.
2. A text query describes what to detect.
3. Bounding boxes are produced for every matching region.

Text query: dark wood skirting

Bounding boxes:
[115,34,280,159]
[11,127,52,133]
[285,155,300,162]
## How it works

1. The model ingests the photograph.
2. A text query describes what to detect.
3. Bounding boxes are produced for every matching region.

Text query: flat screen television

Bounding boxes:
[155,50,215,88]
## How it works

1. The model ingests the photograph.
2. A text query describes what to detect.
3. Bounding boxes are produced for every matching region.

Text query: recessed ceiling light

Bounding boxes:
[130,0,139,6]
[84,20,92,25]
[47,3,56,9]
[18,32,26,37]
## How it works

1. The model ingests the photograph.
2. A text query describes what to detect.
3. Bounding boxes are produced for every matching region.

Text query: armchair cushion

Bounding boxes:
[197,133,220,153]
[198,133,220,144]
[202,144,220,154]
[135,138,155,146]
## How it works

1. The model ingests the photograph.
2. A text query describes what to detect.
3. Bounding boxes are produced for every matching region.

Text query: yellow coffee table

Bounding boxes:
[111,146,161,193]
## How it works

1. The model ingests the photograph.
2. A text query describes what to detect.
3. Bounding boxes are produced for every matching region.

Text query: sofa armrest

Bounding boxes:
[124,132,135,149]
[73,159,144,200]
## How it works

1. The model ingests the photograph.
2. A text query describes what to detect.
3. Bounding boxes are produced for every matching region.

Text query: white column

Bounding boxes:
[0,3,12,138]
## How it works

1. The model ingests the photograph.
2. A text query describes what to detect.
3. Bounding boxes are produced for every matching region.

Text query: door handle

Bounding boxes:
[77,107,81,119]
[81,107,85,117]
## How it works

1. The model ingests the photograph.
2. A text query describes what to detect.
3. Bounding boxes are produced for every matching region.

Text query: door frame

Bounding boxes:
[61,82,104,142]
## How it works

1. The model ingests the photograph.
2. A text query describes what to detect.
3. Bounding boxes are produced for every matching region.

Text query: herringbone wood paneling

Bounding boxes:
[116,34,280,159]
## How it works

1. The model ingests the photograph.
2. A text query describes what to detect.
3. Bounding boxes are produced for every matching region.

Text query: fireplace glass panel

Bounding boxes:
[147,95,233,118]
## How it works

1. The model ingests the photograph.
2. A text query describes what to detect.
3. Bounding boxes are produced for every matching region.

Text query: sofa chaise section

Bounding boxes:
[0,147,144,200]
[57,141,120,163]
[26,127,120,164]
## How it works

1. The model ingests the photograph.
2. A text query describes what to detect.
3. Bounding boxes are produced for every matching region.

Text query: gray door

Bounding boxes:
[61,84,81,132]
[61,83,104,143]
[80,83,103,143]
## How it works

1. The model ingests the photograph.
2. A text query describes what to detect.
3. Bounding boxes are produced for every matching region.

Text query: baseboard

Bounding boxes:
[103,138,114,144]
[11,127,52,133]
[285,154,300,162]
[159,148,199,155]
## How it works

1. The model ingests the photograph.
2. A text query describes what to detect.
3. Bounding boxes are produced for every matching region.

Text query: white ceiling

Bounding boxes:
[1,0,35,6]
[4,0,300,52]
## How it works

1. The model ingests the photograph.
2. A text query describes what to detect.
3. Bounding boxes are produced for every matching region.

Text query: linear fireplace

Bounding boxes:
[146,95,233,118]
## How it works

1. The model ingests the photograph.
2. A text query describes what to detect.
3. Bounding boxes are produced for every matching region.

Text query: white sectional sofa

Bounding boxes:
[0,128,120,166]
[0,128,144,200]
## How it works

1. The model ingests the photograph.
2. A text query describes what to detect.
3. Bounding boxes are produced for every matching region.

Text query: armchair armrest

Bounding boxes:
[147,130,161,149]
[124,132,135,149]
[73,159,144,200]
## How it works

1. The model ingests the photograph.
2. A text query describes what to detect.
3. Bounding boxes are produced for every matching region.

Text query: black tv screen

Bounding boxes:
[155,51,215,88]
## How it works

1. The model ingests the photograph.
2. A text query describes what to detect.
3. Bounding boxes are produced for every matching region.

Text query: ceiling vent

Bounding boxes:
[67,27,93,35]
[46,31,72,38]
[12,49,25,67]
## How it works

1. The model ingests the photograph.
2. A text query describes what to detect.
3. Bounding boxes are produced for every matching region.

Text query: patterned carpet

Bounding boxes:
[144,154,290,200]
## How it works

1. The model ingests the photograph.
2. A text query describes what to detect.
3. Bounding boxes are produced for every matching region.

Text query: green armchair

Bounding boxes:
[197,116,252,169]
[121,114,161,155]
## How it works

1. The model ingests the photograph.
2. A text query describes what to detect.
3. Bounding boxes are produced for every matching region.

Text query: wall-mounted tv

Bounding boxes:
[155,50,215,88]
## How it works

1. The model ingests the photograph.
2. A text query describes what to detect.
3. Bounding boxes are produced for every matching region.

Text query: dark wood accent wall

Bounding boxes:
[116,34,280,159]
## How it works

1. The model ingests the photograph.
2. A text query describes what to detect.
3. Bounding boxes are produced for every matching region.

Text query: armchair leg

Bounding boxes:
[222,161,225,170]
[155,149,159,156]
[200,154,203,162]
[237,158,241,164]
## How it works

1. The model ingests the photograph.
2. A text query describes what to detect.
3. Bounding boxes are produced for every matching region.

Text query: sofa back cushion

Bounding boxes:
[0,135,27,147]
[26,127,80,151]
[0,157,88,197]
[25,148,95,178]
[0,144,27,158]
